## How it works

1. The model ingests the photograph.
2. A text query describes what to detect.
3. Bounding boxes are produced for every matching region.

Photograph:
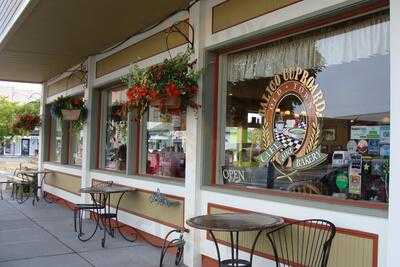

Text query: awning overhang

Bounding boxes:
[0,0,191,83]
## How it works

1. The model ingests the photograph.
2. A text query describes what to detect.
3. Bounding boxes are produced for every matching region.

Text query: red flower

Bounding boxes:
[127,85,142,101]
[127,89,135,101]
[187,85,198,94]
[148,89,159,100]
[71,98,82,107]
[165,83,180,97]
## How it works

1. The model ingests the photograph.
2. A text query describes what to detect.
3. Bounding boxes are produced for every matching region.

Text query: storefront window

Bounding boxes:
[102,88,127,171]
[221,13,390,203]
[144,107,186,178]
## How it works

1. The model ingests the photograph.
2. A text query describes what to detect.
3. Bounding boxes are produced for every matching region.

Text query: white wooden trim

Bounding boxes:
[388,1,400,267]
[93,44,189,88]
[0,0,32,50]
[107,206,181,240]
[94,11,189,62]
[46,61,87,86]
[46,84,85,104]
[43,184,82,204]
[201,188,388,267]
[80,56,96,206]
[204,0,365,49]
[43,162,82,177]
[90,171,185,197]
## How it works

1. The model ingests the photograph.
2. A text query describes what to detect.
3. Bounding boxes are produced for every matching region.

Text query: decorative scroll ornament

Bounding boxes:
[149,188,180,207]
[257,67,328,181]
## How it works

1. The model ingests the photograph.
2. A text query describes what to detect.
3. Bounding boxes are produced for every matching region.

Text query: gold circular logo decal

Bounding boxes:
[257,67,328,180]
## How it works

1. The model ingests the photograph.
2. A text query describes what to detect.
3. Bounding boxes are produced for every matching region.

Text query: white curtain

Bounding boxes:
[227,14,389,82]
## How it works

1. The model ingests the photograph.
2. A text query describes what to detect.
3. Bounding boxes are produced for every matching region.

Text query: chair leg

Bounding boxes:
[74,208,77,232]
[79,209,83,236]
[11,184,15,199]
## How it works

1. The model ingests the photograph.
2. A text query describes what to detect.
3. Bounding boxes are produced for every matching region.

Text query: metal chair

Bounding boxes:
[159,228,189,267]
[266,219,336,267]
[74,194,106,240]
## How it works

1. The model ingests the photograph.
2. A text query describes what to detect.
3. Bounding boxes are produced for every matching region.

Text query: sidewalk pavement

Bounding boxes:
[0,194,183,267]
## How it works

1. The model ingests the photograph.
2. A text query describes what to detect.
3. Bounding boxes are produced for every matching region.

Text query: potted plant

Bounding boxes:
[51,96,88,130]
[12,114,41,135]
[121,49,201,120]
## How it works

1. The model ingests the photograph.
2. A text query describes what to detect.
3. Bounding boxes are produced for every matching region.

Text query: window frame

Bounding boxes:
[211,2,390,210]
[47,94,85,166]
[96,83,184,181]
[97,84,133,174]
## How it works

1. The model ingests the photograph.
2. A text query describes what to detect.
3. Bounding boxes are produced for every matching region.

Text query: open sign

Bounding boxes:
[221,166,270,187]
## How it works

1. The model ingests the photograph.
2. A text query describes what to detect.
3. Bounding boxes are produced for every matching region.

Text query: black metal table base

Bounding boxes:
[77,191,137,248]
[208,230,263,267]
[10,172,53,206]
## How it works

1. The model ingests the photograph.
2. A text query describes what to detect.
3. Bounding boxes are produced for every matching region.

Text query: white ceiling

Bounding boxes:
[0,0,191,83]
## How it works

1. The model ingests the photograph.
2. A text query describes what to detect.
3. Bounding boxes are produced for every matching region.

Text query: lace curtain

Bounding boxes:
[227,14,389,82]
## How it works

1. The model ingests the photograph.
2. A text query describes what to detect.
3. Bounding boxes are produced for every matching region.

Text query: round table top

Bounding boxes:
[186,212,284,232]
[80,185,135,194]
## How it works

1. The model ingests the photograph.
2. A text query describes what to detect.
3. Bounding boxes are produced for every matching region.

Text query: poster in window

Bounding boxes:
[351,126,380,140]
[323,129,336,141]
[348,153,362,195]
[368,139,380,155]
[380,125,390,143]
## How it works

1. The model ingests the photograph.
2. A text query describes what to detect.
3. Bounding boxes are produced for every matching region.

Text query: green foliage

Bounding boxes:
[121,49,201,120]
[0,97,40,143]
[50,96,88,131]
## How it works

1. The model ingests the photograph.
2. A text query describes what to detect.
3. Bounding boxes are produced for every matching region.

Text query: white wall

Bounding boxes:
[387,1,399,266]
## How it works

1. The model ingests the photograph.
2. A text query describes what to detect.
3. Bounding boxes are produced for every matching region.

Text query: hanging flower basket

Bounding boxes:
[51,96,88,130]
[150,96,181,110]
[61,109,81,121]
[12,114,41,135]
[121,49,201,121]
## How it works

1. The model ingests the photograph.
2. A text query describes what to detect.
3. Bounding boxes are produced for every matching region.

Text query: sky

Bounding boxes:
[0,81,42,103]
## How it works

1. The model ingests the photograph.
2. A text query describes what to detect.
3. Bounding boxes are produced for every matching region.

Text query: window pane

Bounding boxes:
[223,13,390,203]
[145,107,186,178]
[53,118,62,162]
[103,89,127,171]
[69,127,83,165]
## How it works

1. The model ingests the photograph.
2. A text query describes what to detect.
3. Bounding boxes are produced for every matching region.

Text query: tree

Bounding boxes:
[0,97,40,144]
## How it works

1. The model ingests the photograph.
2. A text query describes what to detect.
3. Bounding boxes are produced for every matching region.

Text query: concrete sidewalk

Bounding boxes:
[0,195,183,267]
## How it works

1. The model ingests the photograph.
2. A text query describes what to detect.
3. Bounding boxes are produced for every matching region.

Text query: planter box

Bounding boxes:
[150,97,181,110]
[61,109,81,121]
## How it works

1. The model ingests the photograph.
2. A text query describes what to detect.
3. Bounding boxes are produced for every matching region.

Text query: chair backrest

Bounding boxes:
[266,219,336,267]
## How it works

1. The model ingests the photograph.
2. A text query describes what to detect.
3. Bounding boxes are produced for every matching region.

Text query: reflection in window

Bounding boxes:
[53,118,62,162]
[145,107,186,178]
[103,89,127,171]
[69,126,83,165]
[223,13,390,203]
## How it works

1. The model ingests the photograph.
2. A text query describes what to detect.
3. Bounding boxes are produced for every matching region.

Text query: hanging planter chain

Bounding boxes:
[165,20,195,58]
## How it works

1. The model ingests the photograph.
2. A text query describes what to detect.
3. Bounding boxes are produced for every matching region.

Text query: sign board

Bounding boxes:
[351,125,389,141]
[257,67,328,180]
[348,154,362,195]
[222,166,269,186]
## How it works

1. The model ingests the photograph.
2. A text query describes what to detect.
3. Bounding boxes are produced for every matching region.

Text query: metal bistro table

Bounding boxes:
[79,183,137,247]
[187,212,284,267]
[12,170,53,205]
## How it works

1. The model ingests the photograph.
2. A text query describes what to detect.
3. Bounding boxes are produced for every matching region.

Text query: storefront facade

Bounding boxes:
[21,0,398,266]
